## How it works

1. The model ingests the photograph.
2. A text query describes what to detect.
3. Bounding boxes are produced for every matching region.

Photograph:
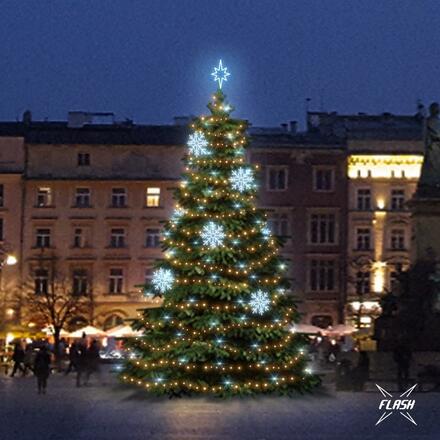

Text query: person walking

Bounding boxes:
[34,345,51,394]
[76,341,88,387]
[84,339,101,385]
[23,344,34,376]
[65,341,80,375]
[393,340,412,391]
[10,341,25,377]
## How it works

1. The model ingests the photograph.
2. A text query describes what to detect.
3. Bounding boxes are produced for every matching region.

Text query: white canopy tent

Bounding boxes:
[106,325,142,338]
[69,325,107,338]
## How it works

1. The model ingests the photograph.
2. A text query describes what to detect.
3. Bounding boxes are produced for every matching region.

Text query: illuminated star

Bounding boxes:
[211,59,230,89]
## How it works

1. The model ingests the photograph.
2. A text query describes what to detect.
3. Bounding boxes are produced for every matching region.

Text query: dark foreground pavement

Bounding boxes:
[0,371,438,440]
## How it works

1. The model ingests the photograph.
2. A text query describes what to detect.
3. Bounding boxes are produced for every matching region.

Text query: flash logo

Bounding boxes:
[375,384,417,426]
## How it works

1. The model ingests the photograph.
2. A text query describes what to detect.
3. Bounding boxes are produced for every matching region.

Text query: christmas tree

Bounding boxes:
[122,61,320,396]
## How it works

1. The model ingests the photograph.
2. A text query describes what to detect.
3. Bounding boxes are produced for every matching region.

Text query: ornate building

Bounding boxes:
[0,109,425,333]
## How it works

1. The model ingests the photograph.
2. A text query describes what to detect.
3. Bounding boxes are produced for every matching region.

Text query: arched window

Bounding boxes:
[311,315,333,329]
[67,316,88,332]
[103,314,124,331]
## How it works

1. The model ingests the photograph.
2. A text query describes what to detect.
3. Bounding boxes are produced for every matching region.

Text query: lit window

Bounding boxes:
[110,228,126,248]
[146,187,161,207]
[267,167,288,191]
[309,213,336,244]
[111,188,127,208]
[356,228,371,250]
[391,189,405,211]
[391,229,405,250]
[34,269,49,294]
[75,188,91,207]
[309,260,336,292]
[109,268,124,294]
[37,187,53,207]
[72,269,88,296]
[313,168,334,191]
[36,228,51,248]
[356,188,371,210]
[145,228,161,248]
[77,153,90,166]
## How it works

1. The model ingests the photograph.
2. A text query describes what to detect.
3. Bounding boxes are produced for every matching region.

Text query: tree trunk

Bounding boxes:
[53,327,62,371]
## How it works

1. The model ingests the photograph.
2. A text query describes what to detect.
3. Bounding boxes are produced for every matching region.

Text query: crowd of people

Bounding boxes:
[4,334,102,394]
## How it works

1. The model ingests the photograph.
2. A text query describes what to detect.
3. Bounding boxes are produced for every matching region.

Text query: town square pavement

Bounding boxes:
[0,370,438,440]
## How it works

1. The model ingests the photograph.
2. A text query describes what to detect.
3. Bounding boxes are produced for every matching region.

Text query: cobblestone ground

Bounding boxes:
[0,369,438,440]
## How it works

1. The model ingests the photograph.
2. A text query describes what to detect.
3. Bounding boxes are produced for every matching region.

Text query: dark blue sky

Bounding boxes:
[1,1,439,127]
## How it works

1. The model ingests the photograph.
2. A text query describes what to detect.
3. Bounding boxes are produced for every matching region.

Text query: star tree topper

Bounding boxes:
[211,59,230,89]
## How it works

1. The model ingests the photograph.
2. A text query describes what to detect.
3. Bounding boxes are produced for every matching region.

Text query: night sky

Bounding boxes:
[1,1,439,127]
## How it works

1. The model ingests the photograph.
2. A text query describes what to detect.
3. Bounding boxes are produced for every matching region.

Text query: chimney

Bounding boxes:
[280,123,288,132]
[289,120,298,133]
[22,110,32,125]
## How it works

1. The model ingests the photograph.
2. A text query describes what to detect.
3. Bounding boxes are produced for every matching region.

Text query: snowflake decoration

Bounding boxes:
[230,167,254,192]
[171,207,185,223]
[211,59,230,89]
[261,226,271,237]
[249,290,271,315]
[200,221,225,248]
[187,131,209,157]
[151,268,175,294]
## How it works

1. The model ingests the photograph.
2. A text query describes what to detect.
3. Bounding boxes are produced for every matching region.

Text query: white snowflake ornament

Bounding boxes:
[187,131,209,157]
[249,290,271,315]
[230,167,254,192]
[200,221,225,248]
[151,268,175,294]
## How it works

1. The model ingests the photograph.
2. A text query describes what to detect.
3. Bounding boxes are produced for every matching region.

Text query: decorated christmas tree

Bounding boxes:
[121,61,320,396]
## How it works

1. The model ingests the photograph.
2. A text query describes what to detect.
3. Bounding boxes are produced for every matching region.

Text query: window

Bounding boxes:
[356,188,371,210]
[36,228,51,248]
[0,218,3,241]
[311,315,333,329]
[110,228,126,248]
[0,184,4,207]
[75,188,91,207]
[109,268,124,294]
[313,167,334,191]
[145,228,161,248]
[144,267,153,285]
[391,189,405,211]
[146,187,161,207]
[34,269,49,294]
[37,187,52,207]
[355,271,370,295]
[267,167,288,191]
[355,228,371,250]
[111,188,127,208]
[309,260,336,292]
[310,213,336,244]
[72,269,88,296]
[391,229,405,250]
[77,153,90,166]
[103,314,124,331]
[73,228,86,248]
[267,213,290,237]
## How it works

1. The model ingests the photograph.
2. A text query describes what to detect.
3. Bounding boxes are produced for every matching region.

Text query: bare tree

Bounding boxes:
[22,254,93,362]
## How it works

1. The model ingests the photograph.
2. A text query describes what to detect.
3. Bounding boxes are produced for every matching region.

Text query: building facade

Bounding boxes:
[0,109,425,333]
[307,111,424,328]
